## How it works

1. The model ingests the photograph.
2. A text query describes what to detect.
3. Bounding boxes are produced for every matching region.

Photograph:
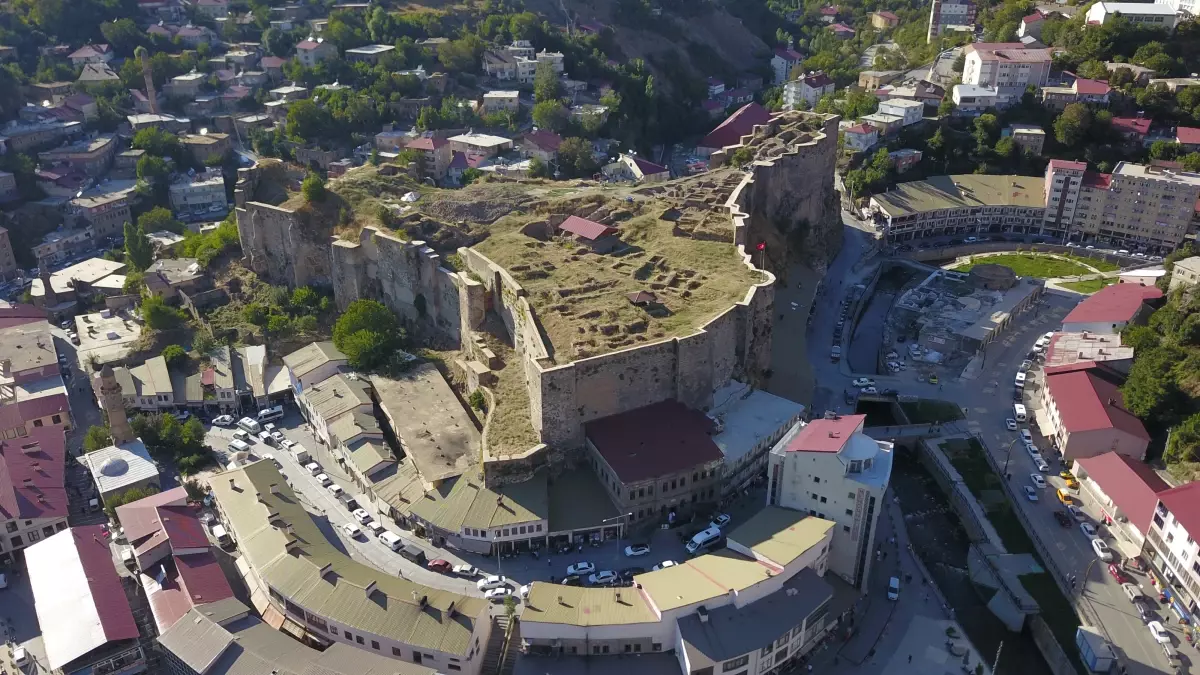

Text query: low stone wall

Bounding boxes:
[916,438,1006,549]
[1030,615,1079,675]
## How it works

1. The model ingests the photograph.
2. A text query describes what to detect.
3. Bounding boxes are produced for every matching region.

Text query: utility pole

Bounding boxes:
[992,640,1003,674]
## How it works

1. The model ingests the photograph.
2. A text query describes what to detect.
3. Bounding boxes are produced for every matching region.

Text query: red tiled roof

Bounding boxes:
[174,552,234,605]
[829,23,856,33]
[1022,11,1045,23]
[876,10,899,20]
[804,72,835,88]
[1081,172,1111,189]
[558,215,617,241]
[73,525,140,643]
[296,40,321,50]
[585,400,721,483]
[1062,283,1162,326]
[820,6,840,15]
[69,44,109,59]
[1075,452,1167,532]
[844,123,876,135]
[406,136,449,151]
[784,414,866,452]
[1073,78,1110,96]
[1176,126,1200,145]
[1048,159,1088,172]
[0,427,67,521]
[260,56,286,68]
[523,129,562,152]
[1044,368,1149,440]
[630,155,668,175]
[1158,482,1200,539]
[700,102,773,150]
[1111,117,1151,136]
[116,486,189,551]
[774,47,804,62]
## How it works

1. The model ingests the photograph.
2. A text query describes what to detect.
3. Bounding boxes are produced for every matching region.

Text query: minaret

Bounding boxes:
[136,46,159,114]
[97,365,134,445]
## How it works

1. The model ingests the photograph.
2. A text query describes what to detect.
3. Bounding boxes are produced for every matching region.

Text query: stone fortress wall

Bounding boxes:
[233,112,838,471]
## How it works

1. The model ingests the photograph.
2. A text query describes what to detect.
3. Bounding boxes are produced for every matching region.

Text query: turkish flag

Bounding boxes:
[756,242,766,251]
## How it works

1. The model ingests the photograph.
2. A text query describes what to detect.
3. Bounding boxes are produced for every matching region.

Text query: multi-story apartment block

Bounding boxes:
[871,161,1200,253]
[767,414,893,590]
[1145,482,1200,616]
[1170,256,1200,292]
[70,190,131,239]
[0,427,69,560]
[585,400,725,525]
[771,47,805,85]
[0,119,83,153]
[404,136,453,179]
[961,43,1053,105]
[169,172,227,219]
[783,72,835,110]
[927,0,976,42]
[295,38,337,67]
[1085,2,1178,29]
[37,133,117,177]
[1040,362,1150,462]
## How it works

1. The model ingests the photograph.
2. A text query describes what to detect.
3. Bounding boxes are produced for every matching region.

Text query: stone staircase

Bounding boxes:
[499,618,521,675]
[480,616,509,675]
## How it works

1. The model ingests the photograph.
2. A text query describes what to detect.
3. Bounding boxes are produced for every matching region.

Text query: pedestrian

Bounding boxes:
[908,655,913,663]
[807,666,813,673]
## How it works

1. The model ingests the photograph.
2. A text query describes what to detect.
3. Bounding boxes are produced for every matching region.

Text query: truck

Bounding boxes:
[831,345,842,362]
[291,444,311,464]
[1076,626,1114,673]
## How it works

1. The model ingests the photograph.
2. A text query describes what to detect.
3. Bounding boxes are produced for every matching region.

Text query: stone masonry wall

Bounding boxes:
[331,226,484,343]
[236,201,333,288]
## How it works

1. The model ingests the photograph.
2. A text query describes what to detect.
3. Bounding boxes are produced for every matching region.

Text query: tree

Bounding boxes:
[1054,103,1091,147]
[532,100,569,133]
[461,167,484,185]
[302,172,327,202]
[262,27,296,58]
[132,127,182,160]
[994,136,1016,158]
[124,221,154,271]
[437,34,484,73]
[534,62,562,104]
[142,294,187,329]
[333,299,405,370]
[137,206,183,235]
[162,344,187,367]
[1077,60,1110,80]
[286,99,332,142]
[83,425,112,453]
[973,113,1000,150]
[136,154,169,184]
[1184,153,1200,172]
[1121,344,1188,425]
[1150,140,1181,161]
[100,19,145,56]
[556,137,599,179]
[938,97,956,117]
[104,486,161,521]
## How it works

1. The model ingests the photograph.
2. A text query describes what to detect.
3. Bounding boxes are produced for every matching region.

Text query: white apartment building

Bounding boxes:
[767,413,893,591]
[168,172,226,218]
[1085,2,1178,29]
[1145,483,1200,616]
[1157,0,1197,16]
[1043,159,1087,238]
[878,99,925,126]
[783,72,835,110]
[927,0,976,42]
[771,47,805,85]
[961,43,1053,104]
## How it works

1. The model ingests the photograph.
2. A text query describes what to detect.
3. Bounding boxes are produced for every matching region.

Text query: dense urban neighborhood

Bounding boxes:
[6,1,1200,675]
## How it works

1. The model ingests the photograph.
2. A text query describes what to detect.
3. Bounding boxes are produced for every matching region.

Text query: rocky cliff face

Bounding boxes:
[718,112,844,275]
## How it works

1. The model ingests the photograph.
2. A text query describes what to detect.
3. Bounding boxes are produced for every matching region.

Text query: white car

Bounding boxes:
[453,564,479,577]
[271,431,286,444]
[315,473,332,487]
[710,513,731,529]
[624,544,650,557]
[1068,504,1085,521]
[567,562,596,576]
[305,462,321,475]
[327,484,344,497]
[212,414,235,426]
[1033,457,1050,473]
[1042,332,1055,341]
[852,378,875,387]
[352,508,372,524]
[13,646,27,667]
[1030,474,1047,489]
[588,570,618,585]
[485,587,513,602]
[653,561,678,571]
[1148,621,1171,644]
[477,575,507,591]
[1020,429,1033,444]
[1023,486,1038,501]
[342,522,362,538]
[1005,418,1017,431]
[173,410,192,421]
[1080,523,1098,538]
[860,386,878,395]
[1092,538,1112,562]
[280,438,297,449]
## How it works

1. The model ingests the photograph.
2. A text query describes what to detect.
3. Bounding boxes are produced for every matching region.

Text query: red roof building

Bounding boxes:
[406,136,449,151]
[1176,126,1200,148]
[146,552,235,633]
[1154,482,1200,550]
[1111,116,1151,140]
[1061,282,1162,332]
[783,414,866,453]
[1081,171,1112,189]
[1075,452,1168,540]
[699,102,773,151]
[557,215,621,251]
[828,23,857,37]
[1041,363,1149,462]
[0,427,68,532]
[584,401,724,509]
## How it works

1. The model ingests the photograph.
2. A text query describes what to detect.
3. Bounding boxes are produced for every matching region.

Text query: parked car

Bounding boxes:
[1030,474,1046,489]
[485,587,512,602]
[1068,504,1085,521]
[560,575,583,586]
[352,508,371,524]
[852,378,875,387]
[173,410,192,421]
[315,473,332,487]
[1020,429,1033,444]
[710,513,731,529]
[1054,511,1072,527]
[1023,486,1038,501]
[428,559,453,573]
[212,415,235,426]
[305,462,321,475]
[653,561,678,571]
[1092,538,1113,561]
[1148,621,1171,644]
[453,564,479,577]
[1122,583,1142,603]
[588,570,618,585]
[1033,457,1050,473]
[326,484,343,497]
[567,562,595,576]
[1005,418,1018,431]
[624,544,650,557]
[1107,563,1127,583]
[1080,523,1098,538]
[477,575,507,591]
[342,522,362,538]
[860,386,878,395]
[270,430,286,445]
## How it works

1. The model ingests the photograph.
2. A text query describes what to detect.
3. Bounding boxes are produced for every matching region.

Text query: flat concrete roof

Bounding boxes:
[74,310,143,366]
[0,320,56,374]
[372,364,479,484]
[31,257,125,296]
[710,382,804,464]
[872,174,1045,217]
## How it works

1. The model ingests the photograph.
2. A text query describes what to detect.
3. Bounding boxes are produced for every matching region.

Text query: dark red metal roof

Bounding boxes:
[700,102,773,150]
[72,525,140,643]
[1158,482,1200,539]
[1062,283,1162,325]
[585,401,721,483]
[0,426,67,520]
[1076,452,1167,532]
[559,215,617,241]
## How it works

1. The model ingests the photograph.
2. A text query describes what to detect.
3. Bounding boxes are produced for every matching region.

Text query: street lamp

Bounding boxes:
[601,513,633,550]
[1002,438,1019,475]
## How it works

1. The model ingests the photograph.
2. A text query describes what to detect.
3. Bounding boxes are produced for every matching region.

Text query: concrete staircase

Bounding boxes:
[499,618,521,675]
[480,616,509,675]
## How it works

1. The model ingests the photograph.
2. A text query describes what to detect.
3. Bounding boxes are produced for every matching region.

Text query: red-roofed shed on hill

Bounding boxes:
[699,102,773,154]
[557,215,621,252]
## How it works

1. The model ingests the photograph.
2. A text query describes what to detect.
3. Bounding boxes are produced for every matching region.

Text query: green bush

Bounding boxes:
[162,344,187,367]
[302,172,326,202]
[469,389,487,411]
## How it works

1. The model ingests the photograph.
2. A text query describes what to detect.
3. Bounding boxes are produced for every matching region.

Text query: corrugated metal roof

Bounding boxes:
[304,373,373,424]
[727,507,834,568]
[282,342,346,379]
[210,461,487,655]
[407,469,547,533]
[523,583,659,627]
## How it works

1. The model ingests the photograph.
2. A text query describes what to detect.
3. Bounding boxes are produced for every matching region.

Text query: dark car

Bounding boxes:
[620,567,646,581]
[561,575,583,586]
[1054,511,1072,527]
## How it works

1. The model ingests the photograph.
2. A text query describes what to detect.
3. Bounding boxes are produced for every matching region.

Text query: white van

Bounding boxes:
[887,576,900,600]
[232,429,251,442]
[686,526,722,554]
[228,439,251,453]
[213,524,232,547]
[1013,403,1027,423]
[237,417,261,433]
[1014,372,1027,389]
[379,530,403,551]
[257,405,284,423]
[292,444,312,464]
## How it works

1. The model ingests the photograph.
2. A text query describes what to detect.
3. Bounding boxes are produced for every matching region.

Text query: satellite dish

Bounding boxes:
[200,127,208,135]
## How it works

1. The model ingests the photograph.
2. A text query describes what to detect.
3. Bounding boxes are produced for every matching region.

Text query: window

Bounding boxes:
[26,530,39,542]
[42,525,54,537]
[846,509,854,516]
[761,644,773,657]
[624,645,632,653]
[653,643,662,652]
[536,524,542,532]
[503,529,509,536]
[371,640,380,650]
[811,493,818,500]
[629,491,635,501]
[4,522,15,534]
[519,526,526,534]
[448,666,461,672]
[355,636,364,645]
[843,525,851,533]
[52,415,61,424]
[671,480,677,489]
[32,419,43,428]
[776,634,789,649]
[813,476,820,483]
[344,631,352,639]
[593,646,601,655]
[848,492,855,499]
[693,473,698,482]
[393,647,403,656]
[723,655,750,671]
[820,496,827,504]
